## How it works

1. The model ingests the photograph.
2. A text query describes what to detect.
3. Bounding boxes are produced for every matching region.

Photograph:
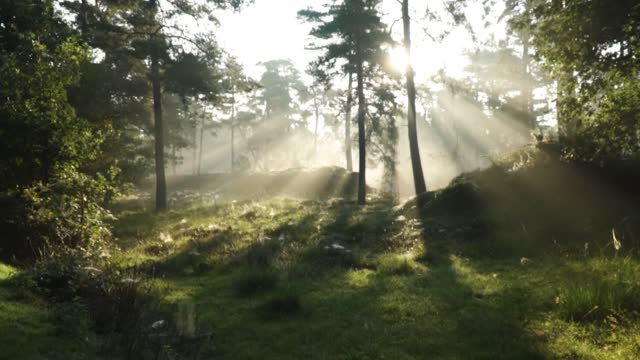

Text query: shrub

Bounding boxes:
[19,249,172,357]
[0,167,118,261]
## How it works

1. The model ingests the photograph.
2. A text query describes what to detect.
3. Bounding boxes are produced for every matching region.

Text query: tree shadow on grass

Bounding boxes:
[138,197,549,359]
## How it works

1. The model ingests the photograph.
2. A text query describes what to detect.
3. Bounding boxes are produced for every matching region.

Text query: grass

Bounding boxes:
[0,264,101,360]
[103,195,639,359]
[233,269,279,296]
[558,258,640,322]
[3,157,640,359]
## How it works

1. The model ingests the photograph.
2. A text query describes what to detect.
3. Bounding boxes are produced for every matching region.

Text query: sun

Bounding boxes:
[389,46,409,73]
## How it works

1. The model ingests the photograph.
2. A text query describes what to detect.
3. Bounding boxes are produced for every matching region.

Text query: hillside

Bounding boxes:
[2,151,640,359]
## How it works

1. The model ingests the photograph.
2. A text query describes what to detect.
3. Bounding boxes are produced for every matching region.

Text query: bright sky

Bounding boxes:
[216,0,507,83]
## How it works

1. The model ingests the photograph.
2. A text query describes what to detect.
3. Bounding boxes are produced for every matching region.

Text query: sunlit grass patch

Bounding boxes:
[376,252,425,276]
[0,262,16,281]
[79,194,640,358]
[0,262,100,359]
[558,258,640,322]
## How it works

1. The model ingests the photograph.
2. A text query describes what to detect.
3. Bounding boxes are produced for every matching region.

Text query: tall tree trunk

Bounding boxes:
[171,145,177,175]
[345,71,354,172]
[356,51,367,206]
[79,0,89,37]
[192,108,198,175]
[152,55,167,211]
[552,0,574,140]
[522,35,534,129]
[198,109,205,175]
[230,91,236,173]
[522,2,535,130]
[313,89,320,157]
[403,0,427,196]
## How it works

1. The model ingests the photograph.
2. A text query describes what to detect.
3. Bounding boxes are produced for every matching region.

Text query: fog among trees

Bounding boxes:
[1,0,639,358]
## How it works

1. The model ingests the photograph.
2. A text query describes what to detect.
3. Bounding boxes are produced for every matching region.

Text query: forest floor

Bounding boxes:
[2,151,640,359]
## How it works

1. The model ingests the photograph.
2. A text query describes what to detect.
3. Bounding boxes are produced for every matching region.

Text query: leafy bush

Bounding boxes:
[0,167,118,260]
[561,75,640,164]
[20,249,177,357]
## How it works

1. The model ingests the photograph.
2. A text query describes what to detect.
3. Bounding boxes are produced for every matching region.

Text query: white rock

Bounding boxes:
[151,320,166,329]
[520,257,532,266]
[395,215,407,222]
[159,232,173,243]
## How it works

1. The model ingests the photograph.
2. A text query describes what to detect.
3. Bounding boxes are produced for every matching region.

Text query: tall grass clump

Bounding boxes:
[558,258,640,321]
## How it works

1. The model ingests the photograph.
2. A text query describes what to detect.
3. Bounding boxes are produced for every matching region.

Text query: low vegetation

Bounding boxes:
[2,152,639,359]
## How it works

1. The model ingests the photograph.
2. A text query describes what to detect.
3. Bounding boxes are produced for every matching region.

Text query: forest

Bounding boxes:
[1,0,639,358]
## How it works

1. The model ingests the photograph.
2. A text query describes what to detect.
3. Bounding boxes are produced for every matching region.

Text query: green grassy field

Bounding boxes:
[2,156,640,359]
[104,197,640,359]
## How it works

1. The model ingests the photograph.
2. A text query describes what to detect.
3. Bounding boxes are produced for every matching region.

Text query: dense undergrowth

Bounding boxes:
[2,149,640,359]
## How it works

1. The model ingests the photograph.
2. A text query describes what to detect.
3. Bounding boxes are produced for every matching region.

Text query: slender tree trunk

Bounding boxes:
[198,109,205,175]
[171,145,177,175]
[345,71,354,172]
[522,3,535,130]
[313,89,320,157]
[552,0,572,140]
[230,91,236,173]
[152,55,167,211]
[192,108,198,175]
[522,35,534,129]
[79,0,89,37]
[403,0,427,196]
[356,51,366,205]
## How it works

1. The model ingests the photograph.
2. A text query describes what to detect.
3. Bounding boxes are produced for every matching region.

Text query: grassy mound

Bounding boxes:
[3,150,640,359]
[402,146,640,258]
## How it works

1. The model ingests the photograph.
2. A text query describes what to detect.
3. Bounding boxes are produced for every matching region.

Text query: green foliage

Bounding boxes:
[531,0,640,162]
[21,250,178,356]
[561,76,640,162]
[0,3,95,188]
[299,0,393,78]
[1,167,117,260]
[558,258,640,322]
[0,0,119,260]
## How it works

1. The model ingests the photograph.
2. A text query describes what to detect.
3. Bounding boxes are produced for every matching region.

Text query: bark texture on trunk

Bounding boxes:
[230,92,235,173]
[198,109,205,175]
[313,89,320,157]
[345,72,354,172]
[152,55,167,211]
[403,0,427,196]
[356,53,366,205]
[522,2,535,130]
